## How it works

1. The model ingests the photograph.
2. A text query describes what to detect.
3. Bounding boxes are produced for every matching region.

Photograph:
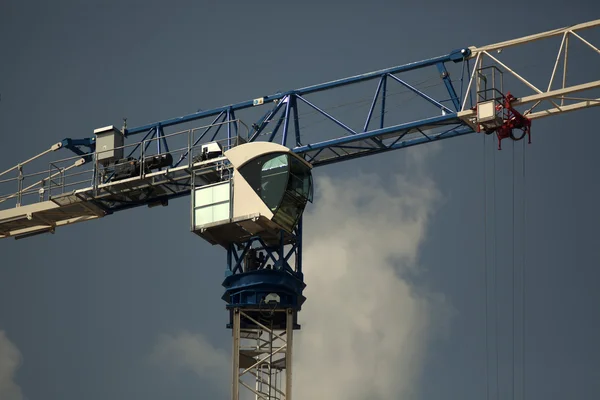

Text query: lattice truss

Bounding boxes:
[458,20,600,135]
[232,309,294,400]
[1,20,599,239]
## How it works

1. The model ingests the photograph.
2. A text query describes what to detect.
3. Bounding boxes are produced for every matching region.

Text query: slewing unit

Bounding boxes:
[191,141,313,330]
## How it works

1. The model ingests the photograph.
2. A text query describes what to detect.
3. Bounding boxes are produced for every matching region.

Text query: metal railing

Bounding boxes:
[476,65,504,103]
[0,119,249,209]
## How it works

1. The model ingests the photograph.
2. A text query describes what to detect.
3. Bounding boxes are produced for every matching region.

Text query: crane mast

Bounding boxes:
[1,19,600,400]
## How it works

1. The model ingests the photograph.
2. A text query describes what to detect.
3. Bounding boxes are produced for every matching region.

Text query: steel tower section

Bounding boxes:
[1,18,600,400]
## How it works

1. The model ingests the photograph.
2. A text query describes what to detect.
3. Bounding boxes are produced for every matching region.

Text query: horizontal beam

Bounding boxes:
[293,114,460,155]
[126,51,468,135]
[515,80,600,106]
[470,19,600,55]
[528,98,600,119]
[310,125,474,167]
[457,80,600,120]
[293,53,465,95]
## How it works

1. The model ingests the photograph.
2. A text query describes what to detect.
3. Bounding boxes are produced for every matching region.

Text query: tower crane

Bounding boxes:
[1,19,600,400]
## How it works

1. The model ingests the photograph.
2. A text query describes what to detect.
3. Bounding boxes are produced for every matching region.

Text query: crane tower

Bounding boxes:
[1,19,600,400]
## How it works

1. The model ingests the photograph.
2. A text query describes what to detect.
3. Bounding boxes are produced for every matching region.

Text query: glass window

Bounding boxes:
[260,154,289,211]
[238,152,289,211]
[287,157,313,203]
[238,152,313,232]
[273,192,304,232]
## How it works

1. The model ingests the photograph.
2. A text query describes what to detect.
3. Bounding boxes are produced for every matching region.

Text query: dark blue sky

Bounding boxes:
[1,1,599,399]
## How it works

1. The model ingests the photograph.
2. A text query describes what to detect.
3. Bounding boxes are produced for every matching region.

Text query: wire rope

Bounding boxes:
[521,139,527,400]
[493,135,500,400]
[483,130,490,400]
[512,140,516,400]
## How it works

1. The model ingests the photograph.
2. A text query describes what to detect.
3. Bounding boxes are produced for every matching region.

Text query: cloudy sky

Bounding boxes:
[1,1,600,399]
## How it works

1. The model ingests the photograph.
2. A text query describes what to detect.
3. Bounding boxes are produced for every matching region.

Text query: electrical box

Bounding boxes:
[477,100,503,131]
[95,125,124,164]
[201,142,223,159]
[477,100,496,122]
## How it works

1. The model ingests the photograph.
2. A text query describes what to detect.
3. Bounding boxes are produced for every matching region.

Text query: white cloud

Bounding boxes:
[150,145,453,399]
[293,147,452,399]
[0,330,24,400]
[149,331,230,385]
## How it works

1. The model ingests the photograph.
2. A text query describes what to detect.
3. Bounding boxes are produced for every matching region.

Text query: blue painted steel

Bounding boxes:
[222,270,306,308]
[53,45,487,328]
[292,96,301,146]
[387,73,453,113]
[293,113,459,153]
[57,46,480,215]
[450,48,471,62]
[268,112,286,143]
[124,128,155,161]
[436,62,461,111]
[210,114,226,141]
[156,124,170,155]
[249,98,288,142]
[293,52,467,96]
[282,96,292,146]
[221,220,305,328]
[174,111,225,167]
[62,47,473,169]
[389,125,472,149]
[296,95,357,135]
[123,50,469,136]
[380,74,387,129]
[364,75,385,132]
[226,237,300,277]
[269,111,287,142]
[61,138,96,159]
[306,125,474,167]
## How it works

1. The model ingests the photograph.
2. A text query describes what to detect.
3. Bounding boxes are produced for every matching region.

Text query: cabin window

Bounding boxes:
[239,152,313,232]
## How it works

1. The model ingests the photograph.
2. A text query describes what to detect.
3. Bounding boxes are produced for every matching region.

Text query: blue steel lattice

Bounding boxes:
[0,43,532,328]
[222,218,305,330]
[61,47,474,175]
[126,49,472,167]
[0,47,478,221]
[55,46,475,215]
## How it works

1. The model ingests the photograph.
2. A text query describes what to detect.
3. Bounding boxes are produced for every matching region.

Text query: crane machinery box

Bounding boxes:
[94,125,124,164]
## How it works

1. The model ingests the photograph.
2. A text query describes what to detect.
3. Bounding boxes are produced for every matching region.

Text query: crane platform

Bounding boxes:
[0,121,241,239]
[0,157,229,239]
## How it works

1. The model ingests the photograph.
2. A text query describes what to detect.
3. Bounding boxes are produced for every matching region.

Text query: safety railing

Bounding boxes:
[476,65,504,103]
[0,119,249,209]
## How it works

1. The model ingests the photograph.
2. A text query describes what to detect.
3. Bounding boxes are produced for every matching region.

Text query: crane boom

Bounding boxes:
[1,19,599,240]
[1,19,600,400]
